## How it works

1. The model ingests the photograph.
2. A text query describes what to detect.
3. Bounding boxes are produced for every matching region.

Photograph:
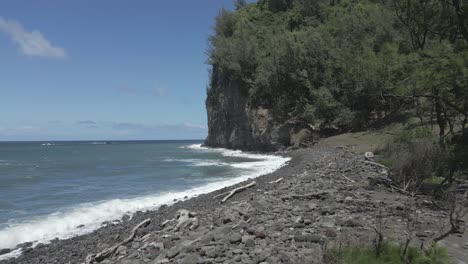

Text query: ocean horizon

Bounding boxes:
[0,140,289,254]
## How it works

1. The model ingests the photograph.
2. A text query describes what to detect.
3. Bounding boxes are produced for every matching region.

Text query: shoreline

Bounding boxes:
[0,143,290,253]
[0,147,298,263]
[1,146,466,263]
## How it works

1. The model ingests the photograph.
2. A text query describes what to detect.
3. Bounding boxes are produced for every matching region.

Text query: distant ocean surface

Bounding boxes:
[0,140,289,252]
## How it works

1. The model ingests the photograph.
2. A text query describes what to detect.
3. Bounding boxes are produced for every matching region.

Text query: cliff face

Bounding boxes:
[204,67,317,152]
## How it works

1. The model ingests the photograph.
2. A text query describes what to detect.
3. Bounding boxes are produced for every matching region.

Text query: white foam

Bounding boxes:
[0,248,22,261]
[163,158,230,167]
[0,144,290,255]
[181,144,209,150]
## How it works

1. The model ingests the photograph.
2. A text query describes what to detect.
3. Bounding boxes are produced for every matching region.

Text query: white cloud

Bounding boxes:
[77,120,97,125]
[0,125,40,136]
[153,87,168,97]
[0,16,66,59]
[183,122,206,130]
[117,83,168,97]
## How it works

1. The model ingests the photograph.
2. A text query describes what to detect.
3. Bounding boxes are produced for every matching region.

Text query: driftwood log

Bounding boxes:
[364,160,389,170]
[214,181,256,203]
[268,178,283,184]
[85,218,151,263]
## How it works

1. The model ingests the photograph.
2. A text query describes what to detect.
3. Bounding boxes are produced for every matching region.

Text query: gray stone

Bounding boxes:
[230,233,242,244]
[244,238,255,247]
[116,245,127,255]
[233,249,243,254]
[294,234,323,243]
[181,254,200,264]
[153,257,169,264]
[0,248,11,255]
[166,247,180,259]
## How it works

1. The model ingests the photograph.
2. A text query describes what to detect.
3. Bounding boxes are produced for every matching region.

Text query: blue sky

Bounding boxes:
[0,0,247,141]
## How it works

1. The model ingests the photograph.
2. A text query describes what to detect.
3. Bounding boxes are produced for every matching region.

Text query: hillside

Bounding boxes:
[205,0,467,152]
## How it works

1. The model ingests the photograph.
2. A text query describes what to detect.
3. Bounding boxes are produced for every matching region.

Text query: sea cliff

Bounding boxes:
[204,66,316,151]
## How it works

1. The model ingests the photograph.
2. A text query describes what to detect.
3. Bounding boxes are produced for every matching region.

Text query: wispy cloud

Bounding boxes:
[117,84,168,97]
[0,16,66,59]
[112,122,146,130]
[77,120,97,125]
[183,122,206,130]
[0,125,40,136]
[152,87,167,97]
[111,122,207,136]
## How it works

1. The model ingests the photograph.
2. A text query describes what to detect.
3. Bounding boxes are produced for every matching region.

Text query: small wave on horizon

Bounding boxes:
[163,158,230,167]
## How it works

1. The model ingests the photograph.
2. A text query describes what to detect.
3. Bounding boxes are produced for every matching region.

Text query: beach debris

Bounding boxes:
[364,151,375,160]
[268,178,283,184]
[213,181,256,203]
[84,218,151,263]
[341,174,355,183]
[364,160,389,170]
[175,209,199,231]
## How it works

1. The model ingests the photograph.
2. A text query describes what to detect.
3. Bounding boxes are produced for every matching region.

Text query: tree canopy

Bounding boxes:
[207,0,468,137]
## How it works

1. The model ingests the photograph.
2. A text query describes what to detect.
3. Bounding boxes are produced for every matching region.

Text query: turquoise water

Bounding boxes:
[0,140,289,250]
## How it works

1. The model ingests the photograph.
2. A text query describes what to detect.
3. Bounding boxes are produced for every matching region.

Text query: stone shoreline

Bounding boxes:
[1,147,466,264]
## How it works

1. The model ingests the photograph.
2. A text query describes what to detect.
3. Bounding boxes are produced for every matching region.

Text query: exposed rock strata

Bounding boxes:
[205,68,316,151]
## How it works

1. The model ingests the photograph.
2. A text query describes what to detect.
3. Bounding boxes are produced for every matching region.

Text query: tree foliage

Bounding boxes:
[207,0,467,156]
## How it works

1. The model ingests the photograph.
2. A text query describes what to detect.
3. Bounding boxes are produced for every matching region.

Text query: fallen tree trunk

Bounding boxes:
[85,218,151,263]
[268,178,283,184]
[215,181,256,203]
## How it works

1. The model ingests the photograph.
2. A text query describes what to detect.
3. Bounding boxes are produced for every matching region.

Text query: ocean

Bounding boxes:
[0,140,289,254]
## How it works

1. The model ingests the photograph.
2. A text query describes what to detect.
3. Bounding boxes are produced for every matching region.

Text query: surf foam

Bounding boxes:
[0,144,290,253]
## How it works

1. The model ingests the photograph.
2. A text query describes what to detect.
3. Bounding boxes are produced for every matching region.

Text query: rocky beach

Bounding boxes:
[1,146,466,264]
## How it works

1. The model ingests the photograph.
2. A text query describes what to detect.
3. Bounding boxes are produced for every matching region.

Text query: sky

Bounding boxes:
[0,0,248,141]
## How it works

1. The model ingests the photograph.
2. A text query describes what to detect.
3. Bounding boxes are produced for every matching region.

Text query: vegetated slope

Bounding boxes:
[205,0,467,152]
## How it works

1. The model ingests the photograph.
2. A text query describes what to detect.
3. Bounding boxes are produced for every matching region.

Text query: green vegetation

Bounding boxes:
[325,243,452,264]
[208,0,468,190]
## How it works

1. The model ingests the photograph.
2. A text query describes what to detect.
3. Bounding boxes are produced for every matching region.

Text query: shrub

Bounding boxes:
[325,243,452,264]
[375,126,448,191]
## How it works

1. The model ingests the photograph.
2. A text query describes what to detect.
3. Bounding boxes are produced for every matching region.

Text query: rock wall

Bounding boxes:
[204,67,316,151]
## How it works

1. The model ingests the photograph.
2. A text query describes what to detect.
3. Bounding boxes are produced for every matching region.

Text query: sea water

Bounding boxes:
[0,140,289,255]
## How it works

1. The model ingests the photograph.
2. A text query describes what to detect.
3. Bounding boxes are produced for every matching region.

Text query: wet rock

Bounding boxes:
[35,243,47,250]
[23,247,33,254]
[121,214,130,222]
[0,248,11,255]
[17,242,33,249]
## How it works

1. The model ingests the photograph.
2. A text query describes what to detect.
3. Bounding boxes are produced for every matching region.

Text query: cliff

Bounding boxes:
[204,66,317,152]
